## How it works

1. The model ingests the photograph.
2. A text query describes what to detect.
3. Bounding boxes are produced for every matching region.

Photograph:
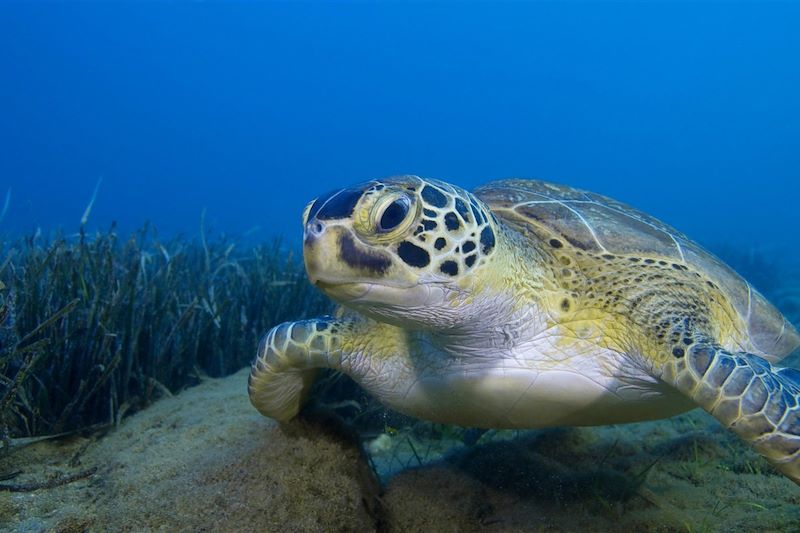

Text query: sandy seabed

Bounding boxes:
[2,368,799,532]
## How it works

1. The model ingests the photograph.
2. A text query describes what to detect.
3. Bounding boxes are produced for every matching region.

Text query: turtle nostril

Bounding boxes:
[306,219,326,238]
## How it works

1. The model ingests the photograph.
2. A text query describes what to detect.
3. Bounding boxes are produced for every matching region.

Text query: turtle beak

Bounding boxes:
[302,185,368,286]
[303,221,375,302]
[304,221,393,285]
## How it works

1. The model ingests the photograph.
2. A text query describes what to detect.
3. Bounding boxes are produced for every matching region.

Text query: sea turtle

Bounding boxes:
[248,176,800,485]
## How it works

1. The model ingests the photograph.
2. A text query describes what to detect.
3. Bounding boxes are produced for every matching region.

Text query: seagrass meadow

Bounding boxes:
[0,225,331,442]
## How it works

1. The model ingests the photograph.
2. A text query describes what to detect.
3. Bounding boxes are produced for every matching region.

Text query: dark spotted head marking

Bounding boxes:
[444,212,460,231]
[422,219,438,231]
[454,198,471,222]
[470,199,486,224]
[439,260,459,276]
[398,240,430,268]
[480,226,495,254]
[421,185,448,208]
[339,233,391,274]
[308,187,364,221]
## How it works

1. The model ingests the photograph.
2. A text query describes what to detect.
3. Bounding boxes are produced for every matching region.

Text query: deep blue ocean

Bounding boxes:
[1,3,798,261]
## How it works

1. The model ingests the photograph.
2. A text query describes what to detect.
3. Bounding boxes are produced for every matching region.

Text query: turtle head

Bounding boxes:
[302,175,500,328]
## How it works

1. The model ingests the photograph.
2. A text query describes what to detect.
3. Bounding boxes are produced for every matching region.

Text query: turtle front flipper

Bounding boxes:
[248,316,407,422]
[247,318,330,421]
[663,343,800,484]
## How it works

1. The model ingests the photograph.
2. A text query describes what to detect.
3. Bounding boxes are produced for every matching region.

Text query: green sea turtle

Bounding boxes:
[248,176,800,485]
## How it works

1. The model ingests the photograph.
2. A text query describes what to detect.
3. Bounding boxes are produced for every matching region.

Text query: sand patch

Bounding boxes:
[1,369,377,532]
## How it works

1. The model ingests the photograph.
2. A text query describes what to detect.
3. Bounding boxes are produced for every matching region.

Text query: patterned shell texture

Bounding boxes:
[474,179,800,360]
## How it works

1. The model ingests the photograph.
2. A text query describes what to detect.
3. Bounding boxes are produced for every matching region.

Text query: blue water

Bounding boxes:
[1,3,798,259]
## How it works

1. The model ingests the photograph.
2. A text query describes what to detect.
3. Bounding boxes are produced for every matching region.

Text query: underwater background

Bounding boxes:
[2,2,800,532]
[2,2,800,255]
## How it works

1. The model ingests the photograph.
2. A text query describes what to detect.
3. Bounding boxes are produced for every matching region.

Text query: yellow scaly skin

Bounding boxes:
[248,315,409,422]
[248,175,800,485]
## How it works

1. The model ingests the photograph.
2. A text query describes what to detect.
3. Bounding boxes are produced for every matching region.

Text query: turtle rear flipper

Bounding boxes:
[664,344,800,484]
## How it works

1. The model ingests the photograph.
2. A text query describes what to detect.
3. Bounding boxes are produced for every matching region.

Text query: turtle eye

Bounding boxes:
[377,197,410,233]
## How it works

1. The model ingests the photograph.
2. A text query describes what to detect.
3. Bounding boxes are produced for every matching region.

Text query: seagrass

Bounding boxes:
[0,225,331,441]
